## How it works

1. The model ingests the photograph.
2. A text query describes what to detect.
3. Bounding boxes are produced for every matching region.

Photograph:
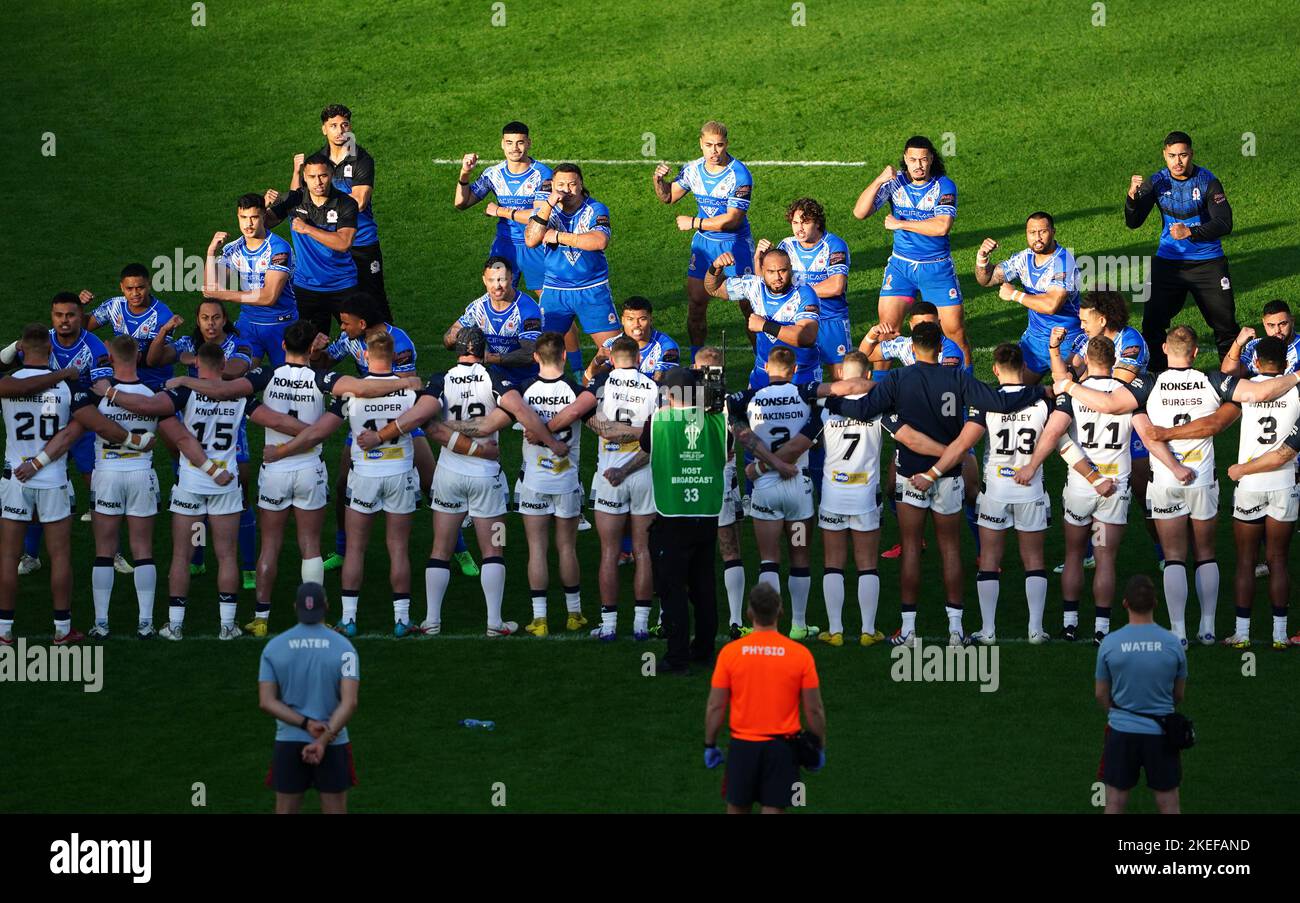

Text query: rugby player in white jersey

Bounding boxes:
[1059,329,1300,647]
[364,327,566,637]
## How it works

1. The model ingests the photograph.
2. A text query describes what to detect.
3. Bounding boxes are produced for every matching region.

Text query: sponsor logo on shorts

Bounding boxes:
[4,505,27,516]
[978,513,1008,525]
[1152,504,1184,515]
[96,499,124,511]
[750,502,776,516]
[259,494,286,506]
[171,498,200,511]
[520,500,550,511]
[1235,503,1264,517]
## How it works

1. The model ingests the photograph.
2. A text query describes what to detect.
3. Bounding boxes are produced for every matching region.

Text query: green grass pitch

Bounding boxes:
[2,0,1298,813]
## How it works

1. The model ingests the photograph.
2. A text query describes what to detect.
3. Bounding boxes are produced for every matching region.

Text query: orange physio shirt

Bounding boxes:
[711,630,819,742]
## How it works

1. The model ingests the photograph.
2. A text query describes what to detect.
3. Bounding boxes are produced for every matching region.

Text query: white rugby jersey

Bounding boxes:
[166,367,272,494]
[1140,369,1234,488]
[1056,375,1133,491]
[261,364,342,473]
[727,380,819,492]
[428,363,515,478]
[3,367,71,489]
[1236,379,1300,492]
[970,387,1051,502]
[818,393,882,512]
[72,380,155,472]
[344,373,416,477]
[518,374,582,494]
[586,367,658,472]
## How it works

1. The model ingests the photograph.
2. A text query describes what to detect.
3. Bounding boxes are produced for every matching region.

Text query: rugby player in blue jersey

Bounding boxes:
[445,257,544,386]
[524,164,620,350]
[974,212,1083,383]
[583,296,680,384]
[854,136,970,371]
[653,121,754,359]
[202,194,297,367]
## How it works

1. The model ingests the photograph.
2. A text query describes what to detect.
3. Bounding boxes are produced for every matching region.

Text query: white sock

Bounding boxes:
[169,600,186,629]
[1096,615,1111,635]
[301,556,325,586]
[945,604,964,634]
[219,599,236,627]
[1235,614,1250,639]
[342,593,359,624]
[1026,572,1048,636]
[601,606,617,633]
[1194,560,1219,636]
[858,572,880,634]
[724,562,745,625]
[757,564,780,595]
[393,595,410,624]
[531,593,547,619]
[134,562,156,624]
[822,570,844,635]
[564,586,581,613]
[92,560,114,625]
[789,570,811,627]
[633,604,651,633]
[54,613,70,638]
[976,572,999,636]
[481,558,506,628]
[901,608,917,635]
[1163,561,1188,639]
[424,560,450,625]
[1273,613,1288,642]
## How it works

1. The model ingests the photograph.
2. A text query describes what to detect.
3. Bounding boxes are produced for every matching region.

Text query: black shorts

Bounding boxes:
[722,738,799,809]
[293,285,355,337]
[350,243,392,323]
[266,741,357,794]
[1098,726,1181,792]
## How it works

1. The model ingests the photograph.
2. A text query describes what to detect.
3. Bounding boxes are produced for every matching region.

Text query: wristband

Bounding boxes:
[300,715,310,730]
[1012,290,1024,304]
[468,440,481,457]
[395,418,408,436]
[976,254,989,266]
[693,217,701,230]
[202,459,220,477]
[33,451,51,470]
[107,385,119,405]
[1085,468,1102,485]
[926,466,941,481]
[458,178,470,186]
[529,214,548,227]
[761,320,781,338]
[863,335,878,345]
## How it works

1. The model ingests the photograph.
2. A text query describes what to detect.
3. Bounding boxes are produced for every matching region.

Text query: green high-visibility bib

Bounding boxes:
[650,407,726,517]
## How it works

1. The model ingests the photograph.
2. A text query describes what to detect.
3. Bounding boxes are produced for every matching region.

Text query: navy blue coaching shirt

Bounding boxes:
[825,362,1046,477]
[269,185,359,292]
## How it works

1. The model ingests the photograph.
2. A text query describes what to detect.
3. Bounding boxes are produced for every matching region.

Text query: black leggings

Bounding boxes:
[1142,256,1239,370]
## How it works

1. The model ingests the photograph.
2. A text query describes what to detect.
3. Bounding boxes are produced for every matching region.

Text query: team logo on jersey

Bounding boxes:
[607,312,616,324]
[1192,187,1200,201]
[326,210,339,224]
[344,164,353,178]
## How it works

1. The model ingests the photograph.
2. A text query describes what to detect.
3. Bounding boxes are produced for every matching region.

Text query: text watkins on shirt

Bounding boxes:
[889,636,1000,693]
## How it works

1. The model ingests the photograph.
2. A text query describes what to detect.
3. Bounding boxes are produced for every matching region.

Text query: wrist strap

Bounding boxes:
[34,451,51,470]
[458,178,470,186]
[762,320,781,338]
[299,715,310,730]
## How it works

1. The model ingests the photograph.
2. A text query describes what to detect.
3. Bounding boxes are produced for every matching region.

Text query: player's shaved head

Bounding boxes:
[693,346,723,367]
[909,300,939,325]
[196,341,226,373]
[766,346,795,378]
[841,350,869,378]
[1253,336,1286,373]
[552,163,587,197]
[1085,335,1117,369]
[283,320,317,355]
[610,335,639,367]
[20,323,49,354]
[759,247,792,293]
[534,331,566,368]
[109,334,138,363]
[1026,211,1054,229]
[1164,326,1198,362]
[747,583,782,627]
[483,255,514,274]
[910,321,941,355]
[1123,574,1158,614]
[366,330,394,364]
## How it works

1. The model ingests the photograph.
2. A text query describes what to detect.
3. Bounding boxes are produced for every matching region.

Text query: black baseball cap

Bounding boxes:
[296,582,328,624]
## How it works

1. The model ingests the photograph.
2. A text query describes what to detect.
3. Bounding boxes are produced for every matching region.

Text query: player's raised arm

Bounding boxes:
[1053,376,1139,415]
[702,253,737,298]
[651,162,687,205]
[454,153,483,209]
[853,164,897,220]
[1226,369,1300,404]
[973,238,1004,287]
[1123,172,1157,229]
[145,315,184,367]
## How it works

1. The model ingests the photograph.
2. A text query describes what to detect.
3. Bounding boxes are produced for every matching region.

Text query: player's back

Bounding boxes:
[431,362,513,477]
[1236,380,1300,492]
[818,394,882,508]
[590,366,658,470]
[519,374,582,492]
[974,387,1050,500]
[82,381,156,472]
[1062,376,1134,487]
[1146,369,1230,487]
[263,364,336,470]
[736,381,813,488]
[3,368,71,487]
[344,373,415,477]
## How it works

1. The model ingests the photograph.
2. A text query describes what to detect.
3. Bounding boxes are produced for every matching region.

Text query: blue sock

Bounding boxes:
[966,503,981,553]
[566,349,584,378]
[1086,536,1095,560]
[690,345,702,363]
[454,531,468,555]
[621,535,633,555]
[808,445,824,491]
[335,528,346,557]
[191,540,205,567]
[24,525,41,558]
[238,505,256,571]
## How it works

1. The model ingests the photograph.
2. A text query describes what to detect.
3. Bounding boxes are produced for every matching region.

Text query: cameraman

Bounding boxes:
[1095,574,1187,814]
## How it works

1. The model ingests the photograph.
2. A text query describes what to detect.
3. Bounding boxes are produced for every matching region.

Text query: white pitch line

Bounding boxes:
[432,158,866,167]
